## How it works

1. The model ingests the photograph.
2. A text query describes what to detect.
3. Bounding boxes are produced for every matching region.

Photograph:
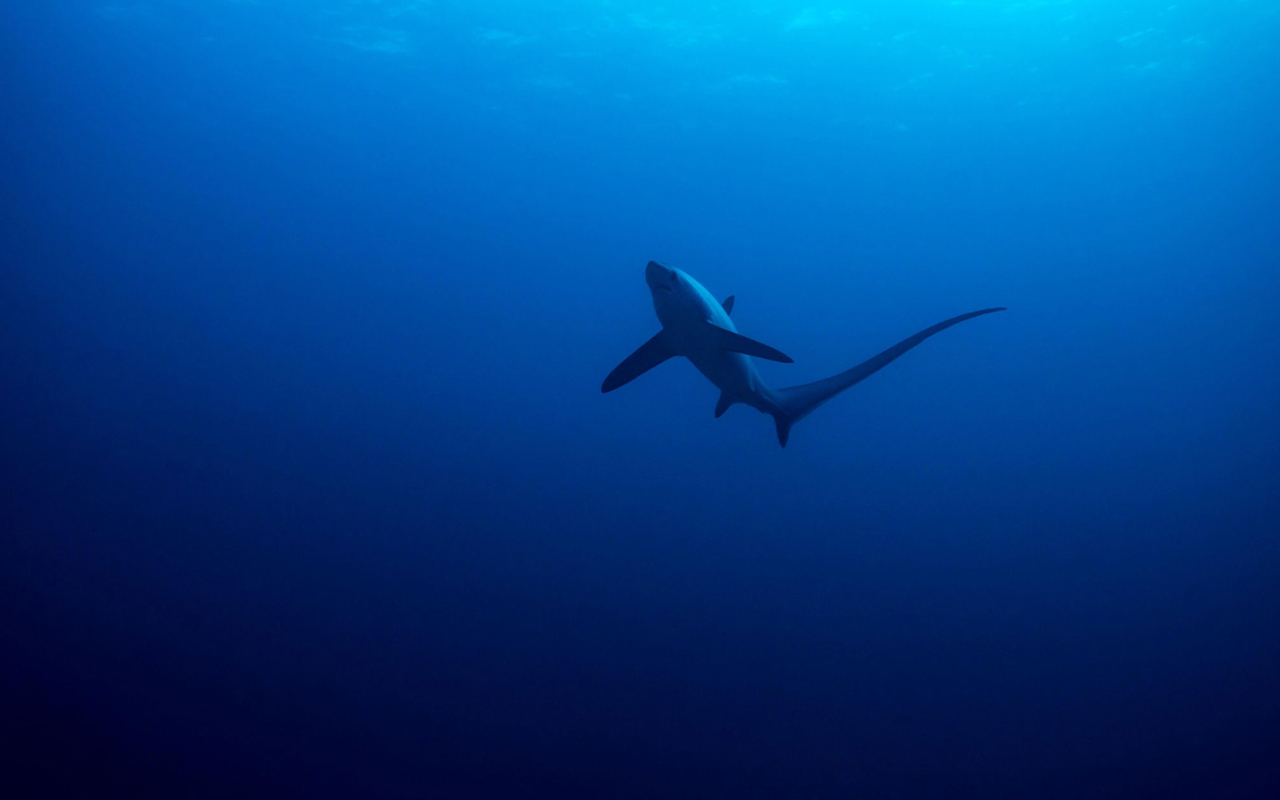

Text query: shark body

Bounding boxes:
[602,261,1004,447]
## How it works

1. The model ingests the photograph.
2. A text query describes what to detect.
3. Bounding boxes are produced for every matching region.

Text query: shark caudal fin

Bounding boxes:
[769,307,1005,447]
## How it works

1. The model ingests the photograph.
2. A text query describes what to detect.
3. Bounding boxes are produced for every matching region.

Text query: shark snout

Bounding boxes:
[645,260,676,292]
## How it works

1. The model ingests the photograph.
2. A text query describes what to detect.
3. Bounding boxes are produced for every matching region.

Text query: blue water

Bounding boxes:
[3,2,1278,797]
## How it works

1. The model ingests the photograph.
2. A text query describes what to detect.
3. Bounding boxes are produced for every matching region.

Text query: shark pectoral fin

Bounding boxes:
[601,331,675,393]
[721,295,735,315]
[704,322,794,363]
[714,391,734,418]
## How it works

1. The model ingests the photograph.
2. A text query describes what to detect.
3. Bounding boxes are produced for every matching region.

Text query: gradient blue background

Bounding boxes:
[3,2,1278,797]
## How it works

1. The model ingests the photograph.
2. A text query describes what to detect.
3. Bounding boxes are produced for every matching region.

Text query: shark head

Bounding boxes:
[645,260,680,294]
[645,260,698,326]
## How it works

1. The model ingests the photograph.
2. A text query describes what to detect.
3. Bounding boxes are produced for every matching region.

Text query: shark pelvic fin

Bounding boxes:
[721,295,735,315]
[773,414,792,448]
[704,322,793,363]
[714,391,734,418]
[601,331,674,393]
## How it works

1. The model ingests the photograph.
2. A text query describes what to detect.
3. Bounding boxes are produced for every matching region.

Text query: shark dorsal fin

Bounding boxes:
[722,295,735,315]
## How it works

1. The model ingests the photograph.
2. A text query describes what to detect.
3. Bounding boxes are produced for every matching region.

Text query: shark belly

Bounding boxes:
[686,348,778,415]
[657,301,781,416]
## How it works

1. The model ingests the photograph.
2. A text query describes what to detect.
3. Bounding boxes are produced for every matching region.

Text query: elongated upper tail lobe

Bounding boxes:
[770,307,1005,447]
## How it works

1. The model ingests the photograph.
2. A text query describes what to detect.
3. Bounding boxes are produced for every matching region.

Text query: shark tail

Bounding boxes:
[769,307,1005,448]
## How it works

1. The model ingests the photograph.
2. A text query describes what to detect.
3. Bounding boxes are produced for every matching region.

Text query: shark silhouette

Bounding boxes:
[603,261,1004,447]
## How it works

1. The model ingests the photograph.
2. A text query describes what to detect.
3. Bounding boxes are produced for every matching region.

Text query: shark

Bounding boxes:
[602,261,1004,447]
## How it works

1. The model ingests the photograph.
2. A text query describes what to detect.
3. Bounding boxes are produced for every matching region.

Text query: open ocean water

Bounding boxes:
[2,1,1279,797]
